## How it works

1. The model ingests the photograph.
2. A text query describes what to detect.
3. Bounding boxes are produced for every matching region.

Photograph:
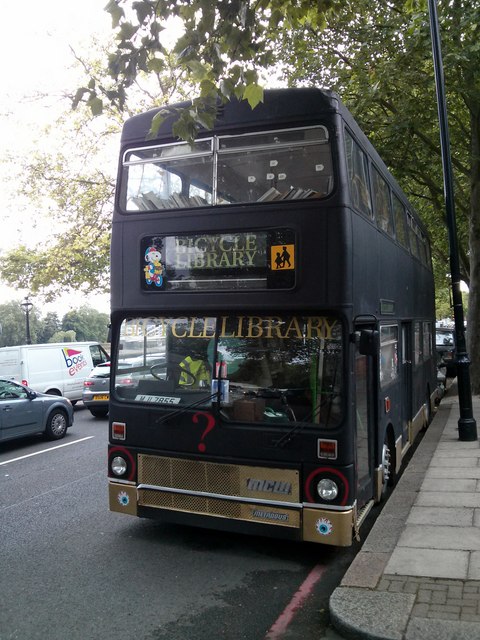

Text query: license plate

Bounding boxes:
[93,394,109,401]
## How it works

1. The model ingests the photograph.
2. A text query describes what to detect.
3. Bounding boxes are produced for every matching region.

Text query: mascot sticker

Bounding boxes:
[144,245,164,288]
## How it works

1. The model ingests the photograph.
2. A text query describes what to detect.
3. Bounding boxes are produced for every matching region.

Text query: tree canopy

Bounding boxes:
[0,302,109,347]
[79,0,348,140]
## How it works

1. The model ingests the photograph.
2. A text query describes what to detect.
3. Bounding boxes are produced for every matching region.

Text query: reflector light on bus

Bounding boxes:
[112,422,126,440]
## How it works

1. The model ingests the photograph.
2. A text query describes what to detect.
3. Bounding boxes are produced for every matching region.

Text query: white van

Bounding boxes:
[0,342,109,402]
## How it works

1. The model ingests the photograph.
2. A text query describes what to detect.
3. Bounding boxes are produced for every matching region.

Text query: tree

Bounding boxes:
[37,312,61,344]
[0,110,115,301]
[78,0,347,140]
[0,300,42,347]
[275,0,480,390]
[0,39,193,301]
[49,330,77,343]
[62,306,110,342]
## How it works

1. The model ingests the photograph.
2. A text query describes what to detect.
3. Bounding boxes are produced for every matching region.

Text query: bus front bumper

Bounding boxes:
[108,480,355,546]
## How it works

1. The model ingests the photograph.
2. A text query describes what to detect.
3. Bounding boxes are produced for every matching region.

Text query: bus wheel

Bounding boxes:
[424,390,432,428]
[381,432,396,498]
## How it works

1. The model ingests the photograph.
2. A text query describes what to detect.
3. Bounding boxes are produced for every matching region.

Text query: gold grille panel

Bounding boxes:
[138,454,300,502]
[138,489,300,528]
[136,455,300,529]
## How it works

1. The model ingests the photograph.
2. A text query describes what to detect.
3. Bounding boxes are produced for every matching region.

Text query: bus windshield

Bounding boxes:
[114,314,343,427]
[121,126,333,211]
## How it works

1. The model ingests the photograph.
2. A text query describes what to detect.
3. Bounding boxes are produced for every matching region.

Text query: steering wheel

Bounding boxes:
[149,362,197,387]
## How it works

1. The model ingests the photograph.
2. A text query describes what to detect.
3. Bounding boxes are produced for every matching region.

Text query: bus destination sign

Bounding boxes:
[141,229,296,291]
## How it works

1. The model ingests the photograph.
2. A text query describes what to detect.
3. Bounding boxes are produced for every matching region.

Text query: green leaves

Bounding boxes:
[243,83,264,109]
[76,0,346,134]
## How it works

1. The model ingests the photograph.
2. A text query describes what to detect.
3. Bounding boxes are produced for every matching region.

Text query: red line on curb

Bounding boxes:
[264,564,327,639]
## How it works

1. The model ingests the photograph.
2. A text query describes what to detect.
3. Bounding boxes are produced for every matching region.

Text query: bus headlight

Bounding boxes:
[111,456,128,477]
[317,478,339,501]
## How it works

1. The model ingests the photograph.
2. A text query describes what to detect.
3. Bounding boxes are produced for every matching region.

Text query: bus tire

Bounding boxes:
[45,409,68,440]
[424,388,432,428]
[381,429,396,498]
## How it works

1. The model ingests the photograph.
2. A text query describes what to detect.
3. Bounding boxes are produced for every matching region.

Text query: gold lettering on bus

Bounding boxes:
[186,317,216,338]
[171,320,188,338]
[173,251,259,270]
[171,234,262,270]
[307,316,337,339]
[246,317,263,338]
[217,316,337,339]
[124,316,336,340]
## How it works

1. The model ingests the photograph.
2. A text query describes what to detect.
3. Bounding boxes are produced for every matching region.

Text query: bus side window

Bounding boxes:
[393,195,409,249]
[345,129,372,218]
[372,167,394,236]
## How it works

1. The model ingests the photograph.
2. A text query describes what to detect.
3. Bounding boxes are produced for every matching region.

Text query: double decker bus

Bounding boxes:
[108,88,438,546]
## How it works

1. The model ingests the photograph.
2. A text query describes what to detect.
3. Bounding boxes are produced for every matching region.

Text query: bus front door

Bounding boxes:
[401,323,412,446]
[354,331,376,505]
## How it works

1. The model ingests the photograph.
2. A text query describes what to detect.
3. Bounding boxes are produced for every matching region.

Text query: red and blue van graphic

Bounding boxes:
[62,348,87,376]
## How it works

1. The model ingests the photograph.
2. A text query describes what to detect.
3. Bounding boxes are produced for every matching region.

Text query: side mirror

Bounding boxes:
[358,329,379,356]
[27,389,37,400]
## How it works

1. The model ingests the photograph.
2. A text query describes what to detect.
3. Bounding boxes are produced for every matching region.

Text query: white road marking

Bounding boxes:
[0,436,95,466]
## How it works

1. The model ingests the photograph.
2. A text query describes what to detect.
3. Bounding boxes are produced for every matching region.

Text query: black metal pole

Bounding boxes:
[428,0,477,440]
[20,296,33,345]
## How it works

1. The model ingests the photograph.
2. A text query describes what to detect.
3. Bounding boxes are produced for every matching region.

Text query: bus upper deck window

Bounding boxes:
[122,140,214,212]
[217,126,333,205]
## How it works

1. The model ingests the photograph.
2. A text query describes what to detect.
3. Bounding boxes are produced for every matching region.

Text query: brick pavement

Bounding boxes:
[377,576,480,623]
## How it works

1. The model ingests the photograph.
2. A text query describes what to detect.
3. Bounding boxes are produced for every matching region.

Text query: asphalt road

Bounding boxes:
[0,404,362,640]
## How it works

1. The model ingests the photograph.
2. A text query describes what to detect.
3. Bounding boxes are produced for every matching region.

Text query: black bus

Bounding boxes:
[108,88,438,546]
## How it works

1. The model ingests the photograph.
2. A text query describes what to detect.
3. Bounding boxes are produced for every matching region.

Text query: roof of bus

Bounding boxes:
[121,88,342,144]
[119,87,430,237]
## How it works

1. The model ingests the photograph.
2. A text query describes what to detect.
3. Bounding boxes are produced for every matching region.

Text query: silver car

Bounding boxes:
[82,362,111,418]
[0,378,74,443]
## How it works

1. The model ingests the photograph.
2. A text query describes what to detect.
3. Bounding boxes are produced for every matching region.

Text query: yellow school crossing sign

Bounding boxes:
[271,244,295,270]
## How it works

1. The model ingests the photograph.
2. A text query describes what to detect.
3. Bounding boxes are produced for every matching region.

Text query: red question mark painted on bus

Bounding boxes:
[193,411,216,452]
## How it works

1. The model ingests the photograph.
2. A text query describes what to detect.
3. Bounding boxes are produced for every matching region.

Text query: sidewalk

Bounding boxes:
[329,382,480,640]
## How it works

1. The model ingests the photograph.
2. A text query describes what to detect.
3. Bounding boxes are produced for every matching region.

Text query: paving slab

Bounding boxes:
[385,547,469,579]
[406,617,480,640]
[420,478,477,492]
[415,491,480,508]
[406,506,474,526]
[396,524,480,551]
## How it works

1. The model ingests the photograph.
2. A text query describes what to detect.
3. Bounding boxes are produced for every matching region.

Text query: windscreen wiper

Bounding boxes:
[273,409,318,448]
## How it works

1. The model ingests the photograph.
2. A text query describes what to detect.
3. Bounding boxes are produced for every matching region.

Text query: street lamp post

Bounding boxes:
[427,0,477,440]
[20,296,33,345]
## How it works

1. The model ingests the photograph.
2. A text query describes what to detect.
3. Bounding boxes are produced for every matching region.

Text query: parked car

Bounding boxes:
[0,378,73,443]
[435,327,456,377]
[82,357,164,417]
[82,362,111,418]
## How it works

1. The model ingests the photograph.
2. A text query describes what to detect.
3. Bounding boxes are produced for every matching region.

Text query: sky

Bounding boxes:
[0,0,112,317]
